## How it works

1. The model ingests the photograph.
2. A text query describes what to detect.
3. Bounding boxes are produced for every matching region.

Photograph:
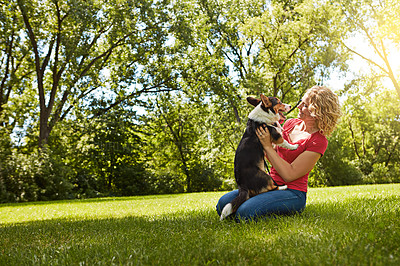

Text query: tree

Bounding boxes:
[340,76,400,183]
[191,0,348,104]
[0,0,34,130]
[380,0,400,44]
[16,0,175,147]
[340,0,400,99]
[86,109,148,196]
[240,0,348,101]
[145,93,200,192]
[142,92,224,193]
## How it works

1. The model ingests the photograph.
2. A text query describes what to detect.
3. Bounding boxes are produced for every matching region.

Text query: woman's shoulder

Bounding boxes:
[306,132,328,155]
[311,131,328,142]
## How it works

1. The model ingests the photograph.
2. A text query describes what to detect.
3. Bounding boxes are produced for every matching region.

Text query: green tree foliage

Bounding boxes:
[142,93,224,193]
[15,0,175,147]
[44,103,153,197]
[0,0,33,127]
[87,110,148,196]
[341,78,400,183]
[379,0,400,44]
[240,0,348,100]
[184,0,349,103]
[0,0,35,156]
[1,0,399,202]
[340,0,400,99]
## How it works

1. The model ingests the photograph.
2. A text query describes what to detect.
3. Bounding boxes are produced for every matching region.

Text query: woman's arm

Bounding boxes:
[256,126,321,183]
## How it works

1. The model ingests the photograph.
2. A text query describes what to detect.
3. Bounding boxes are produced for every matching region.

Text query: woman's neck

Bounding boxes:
[301,120,319,134]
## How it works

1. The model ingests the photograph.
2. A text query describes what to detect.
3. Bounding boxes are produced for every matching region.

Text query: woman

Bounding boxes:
[216,85,341,222]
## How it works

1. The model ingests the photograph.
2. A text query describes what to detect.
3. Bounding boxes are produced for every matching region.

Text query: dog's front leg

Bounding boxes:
[278,139,299,150]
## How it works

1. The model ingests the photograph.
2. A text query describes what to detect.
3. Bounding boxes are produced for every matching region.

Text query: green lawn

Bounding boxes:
[1,184,399,265]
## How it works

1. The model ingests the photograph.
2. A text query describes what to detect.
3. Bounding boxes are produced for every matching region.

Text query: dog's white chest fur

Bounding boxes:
[248,103,280,123]
[247,102,298,151]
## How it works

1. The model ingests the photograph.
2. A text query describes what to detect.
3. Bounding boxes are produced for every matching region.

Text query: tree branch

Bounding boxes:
[341,41,388,74]
[17,0,46,110]
[93,78,177,117]
[348,119,360,159]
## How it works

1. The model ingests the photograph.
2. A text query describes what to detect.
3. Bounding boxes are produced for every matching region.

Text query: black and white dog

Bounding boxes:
[220,94,298,220]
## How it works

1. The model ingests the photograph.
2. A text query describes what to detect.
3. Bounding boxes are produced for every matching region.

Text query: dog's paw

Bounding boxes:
[289,144,299,150]
[278,140,299,150]
[220,203,233,221]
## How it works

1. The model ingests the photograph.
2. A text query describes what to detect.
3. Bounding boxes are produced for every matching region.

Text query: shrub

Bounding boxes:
[148,171,185,195]
[189,164,223,192]
[0,149,74,202]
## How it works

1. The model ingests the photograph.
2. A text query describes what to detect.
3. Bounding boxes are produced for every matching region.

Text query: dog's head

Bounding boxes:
[247,94,291,123]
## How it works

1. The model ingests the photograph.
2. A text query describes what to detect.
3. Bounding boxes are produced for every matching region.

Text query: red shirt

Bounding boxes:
[270,118,328,192]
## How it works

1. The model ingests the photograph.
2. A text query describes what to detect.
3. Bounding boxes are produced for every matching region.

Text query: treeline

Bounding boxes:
[1,0,399,202]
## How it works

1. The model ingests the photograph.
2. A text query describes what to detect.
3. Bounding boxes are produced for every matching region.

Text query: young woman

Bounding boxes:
[216,85,341,222]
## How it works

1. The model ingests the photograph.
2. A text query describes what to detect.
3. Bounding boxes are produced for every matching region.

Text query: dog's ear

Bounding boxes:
[260,94,272,107]
[247,97,261,107]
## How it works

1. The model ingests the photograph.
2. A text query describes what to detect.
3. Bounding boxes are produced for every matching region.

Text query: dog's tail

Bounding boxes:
[220,188,249,221]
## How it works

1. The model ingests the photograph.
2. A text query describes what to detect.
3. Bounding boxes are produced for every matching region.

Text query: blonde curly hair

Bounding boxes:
[304,85,341,136]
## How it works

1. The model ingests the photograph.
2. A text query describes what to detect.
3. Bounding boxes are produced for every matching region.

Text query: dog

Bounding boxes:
[220,94,299,221]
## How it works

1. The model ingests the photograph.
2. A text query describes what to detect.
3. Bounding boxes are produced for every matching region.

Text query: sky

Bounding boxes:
[326,34,400,96]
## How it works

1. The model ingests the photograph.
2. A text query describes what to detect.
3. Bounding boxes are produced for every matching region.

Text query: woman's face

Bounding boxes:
[297,97,314,122]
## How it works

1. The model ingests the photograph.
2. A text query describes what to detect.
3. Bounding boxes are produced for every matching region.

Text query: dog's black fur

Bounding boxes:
[220,94,298,220]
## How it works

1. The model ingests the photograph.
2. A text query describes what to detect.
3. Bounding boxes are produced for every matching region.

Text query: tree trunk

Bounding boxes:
[39,112,50,147]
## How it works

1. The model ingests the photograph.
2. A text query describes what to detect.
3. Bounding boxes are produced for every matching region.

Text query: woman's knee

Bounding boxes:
[235,201,259,222]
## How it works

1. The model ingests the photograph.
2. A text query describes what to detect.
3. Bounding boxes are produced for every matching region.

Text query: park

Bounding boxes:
[1,0,400,264]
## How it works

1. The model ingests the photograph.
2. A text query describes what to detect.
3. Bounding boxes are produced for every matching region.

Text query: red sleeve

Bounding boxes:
[306,133,328,156]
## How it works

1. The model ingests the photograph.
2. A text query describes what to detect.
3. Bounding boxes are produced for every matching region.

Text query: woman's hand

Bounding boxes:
[257,125,322,183]
[256,126,273,150]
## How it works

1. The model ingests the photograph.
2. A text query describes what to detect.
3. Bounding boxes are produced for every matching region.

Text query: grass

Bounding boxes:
[1,184,400,265]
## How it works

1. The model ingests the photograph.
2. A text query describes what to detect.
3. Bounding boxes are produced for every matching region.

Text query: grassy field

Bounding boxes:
[1,184,399,265]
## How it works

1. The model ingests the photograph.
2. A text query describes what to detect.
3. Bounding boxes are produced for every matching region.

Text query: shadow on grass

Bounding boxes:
[1,194,399,265]
[0,209,233,265]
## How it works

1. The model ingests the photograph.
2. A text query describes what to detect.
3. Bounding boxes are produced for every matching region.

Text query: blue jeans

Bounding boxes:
[216,189,307,222]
